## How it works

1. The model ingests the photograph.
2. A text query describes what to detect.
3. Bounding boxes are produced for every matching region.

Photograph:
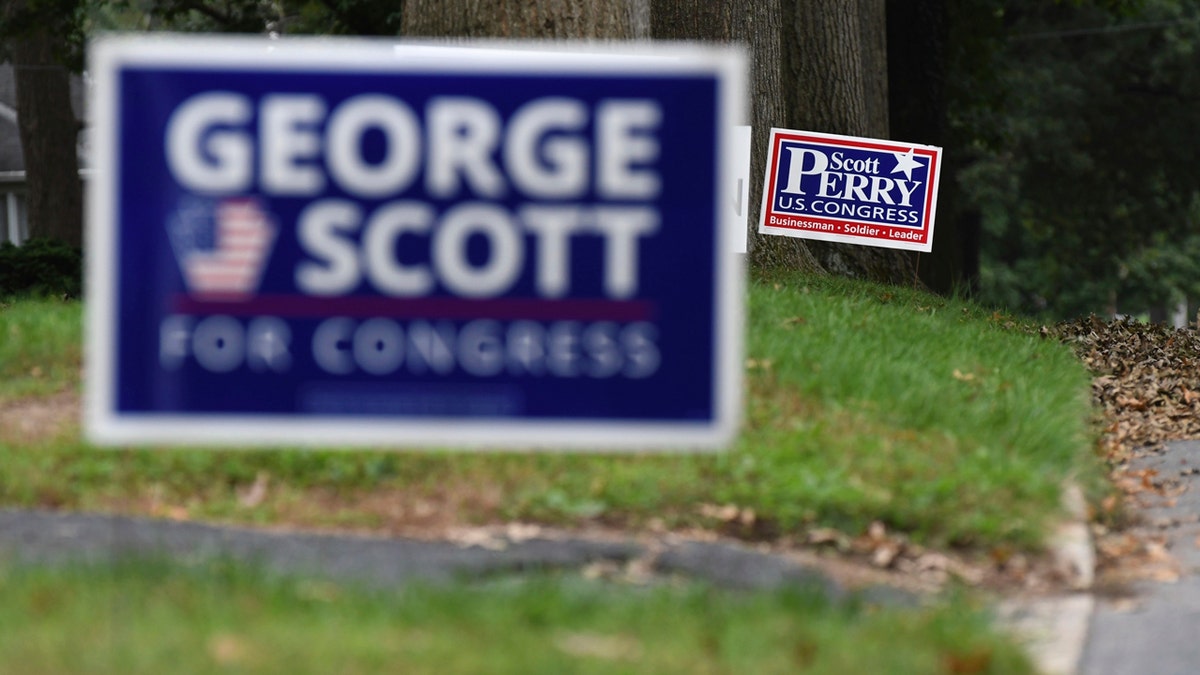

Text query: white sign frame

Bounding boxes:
[86,35,747,451]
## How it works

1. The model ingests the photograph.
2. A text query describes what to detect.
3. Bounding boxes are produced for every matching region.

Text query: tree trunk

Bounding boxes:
[888,0,978,295]
[404,0,645,39]
[788,0,919,286]
[650,0,823,273]
[406,1,917,284]
[784,0,867,135]
[859,0,889,136]
[11,30,82,248]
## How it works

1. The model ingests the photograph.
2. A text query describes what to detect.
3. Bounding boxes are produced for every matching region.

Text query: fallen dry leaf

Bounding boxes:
[555,632,642,661]
[943,648,994,674]
[806,528,850,549]
[238,471,270,508]
[738,507,757,526]
[867,520,887,541]
[698,503,741,522]
[871,542,902,569]
[505,523,542,542]
[745,358,774,371]
[151,505,190,521]
[1048,317,1200,458]
[1149,567,1181,583]
[451,529,508,551]
[698,503,757,526]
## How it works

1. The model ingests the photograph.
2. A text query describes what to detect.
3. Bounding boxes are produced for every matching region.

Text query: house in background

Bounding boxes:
[0,63,89,246]
[0,64,29,245]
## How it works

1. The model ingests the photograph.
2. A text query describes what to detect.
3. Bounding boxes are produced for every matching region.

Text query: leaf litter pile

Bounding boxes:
[801,315,1200,593]
[1053,316,1200,458]
[1048,316,1200,585]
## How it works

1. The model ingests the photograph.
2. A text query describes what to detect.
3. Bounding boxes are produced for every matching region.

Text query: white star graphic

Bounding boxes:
[890,149,924,181]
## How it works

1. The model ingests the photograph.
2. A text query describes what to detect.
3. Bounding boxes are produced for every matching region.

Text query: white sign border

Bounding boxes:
[85,35,746,452]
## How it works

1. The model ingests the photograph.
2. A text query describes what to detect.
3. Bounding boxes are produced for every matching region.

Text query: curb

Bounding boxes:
[995,481,1096,675]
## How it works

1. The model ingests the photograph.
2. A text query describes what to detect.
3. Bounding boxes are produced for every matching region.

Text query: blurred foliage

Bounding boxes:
[0,0,90,69]
[953,0,1200,318]
[0,239,83,299]
[87,0,402,35]
[9,0,1198,318]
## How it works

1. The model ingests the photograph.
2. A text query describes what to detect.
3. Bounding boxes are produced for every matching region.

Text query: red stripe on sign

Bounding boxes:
[764,216,928,243]
[192,272,256,284]
[170,295,658,322]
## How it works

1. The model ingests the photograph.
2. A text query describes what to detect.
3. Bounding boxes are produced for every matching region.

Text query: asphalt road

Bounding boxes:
[1081,440,1200,675]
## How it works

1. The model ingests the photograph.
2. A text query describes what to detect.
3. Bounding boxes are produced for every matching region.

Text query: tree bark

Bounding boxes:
[404,0,644,39]
[888,0,978,295]
[859,0,889,136]
[406,0,917,284]
[788,0,919,286]
[650,0,823,273]
[10,26,83,248]
[784,0,866,135]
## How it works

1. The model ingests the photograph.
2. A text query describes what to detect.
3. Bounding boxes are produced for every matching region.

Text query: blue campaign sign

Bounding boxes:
[758,128,941,252]
[86,36,745,450]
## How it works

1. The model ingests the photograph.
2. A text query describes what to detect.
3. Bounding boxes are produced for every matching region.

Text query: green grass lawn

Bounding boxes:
[0,296,81,400]
[0,270,1100,550]
[0,270,1099,672]
[0,558,1035,674]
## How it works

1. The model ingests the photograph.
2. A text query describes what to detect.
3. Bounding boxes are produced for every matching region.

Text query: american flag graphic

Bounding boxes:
[168,197,277,300]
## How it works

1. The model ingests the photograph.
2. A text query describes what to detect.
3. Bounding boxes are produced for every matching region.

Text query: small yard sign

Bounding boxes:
[86,36,745,450]
[759,128,941,252]
[728,125,751,254]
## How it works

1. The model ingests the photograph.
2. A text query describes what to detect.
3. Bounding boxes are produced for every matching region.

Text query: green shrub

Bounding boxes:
[0,238,83,299]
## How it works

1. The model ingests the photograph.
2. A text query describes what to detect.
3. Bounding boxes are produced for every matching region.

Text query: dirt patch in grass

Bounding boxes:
[0,390,79,446]
[248,482,513,538]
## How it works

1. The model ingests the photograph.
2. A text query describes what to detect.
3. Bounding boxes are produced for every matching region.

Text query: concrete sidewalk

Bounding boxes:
[1000,438,1200,675]
[1003,439,1200,675]
[1079,439,1200,675]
